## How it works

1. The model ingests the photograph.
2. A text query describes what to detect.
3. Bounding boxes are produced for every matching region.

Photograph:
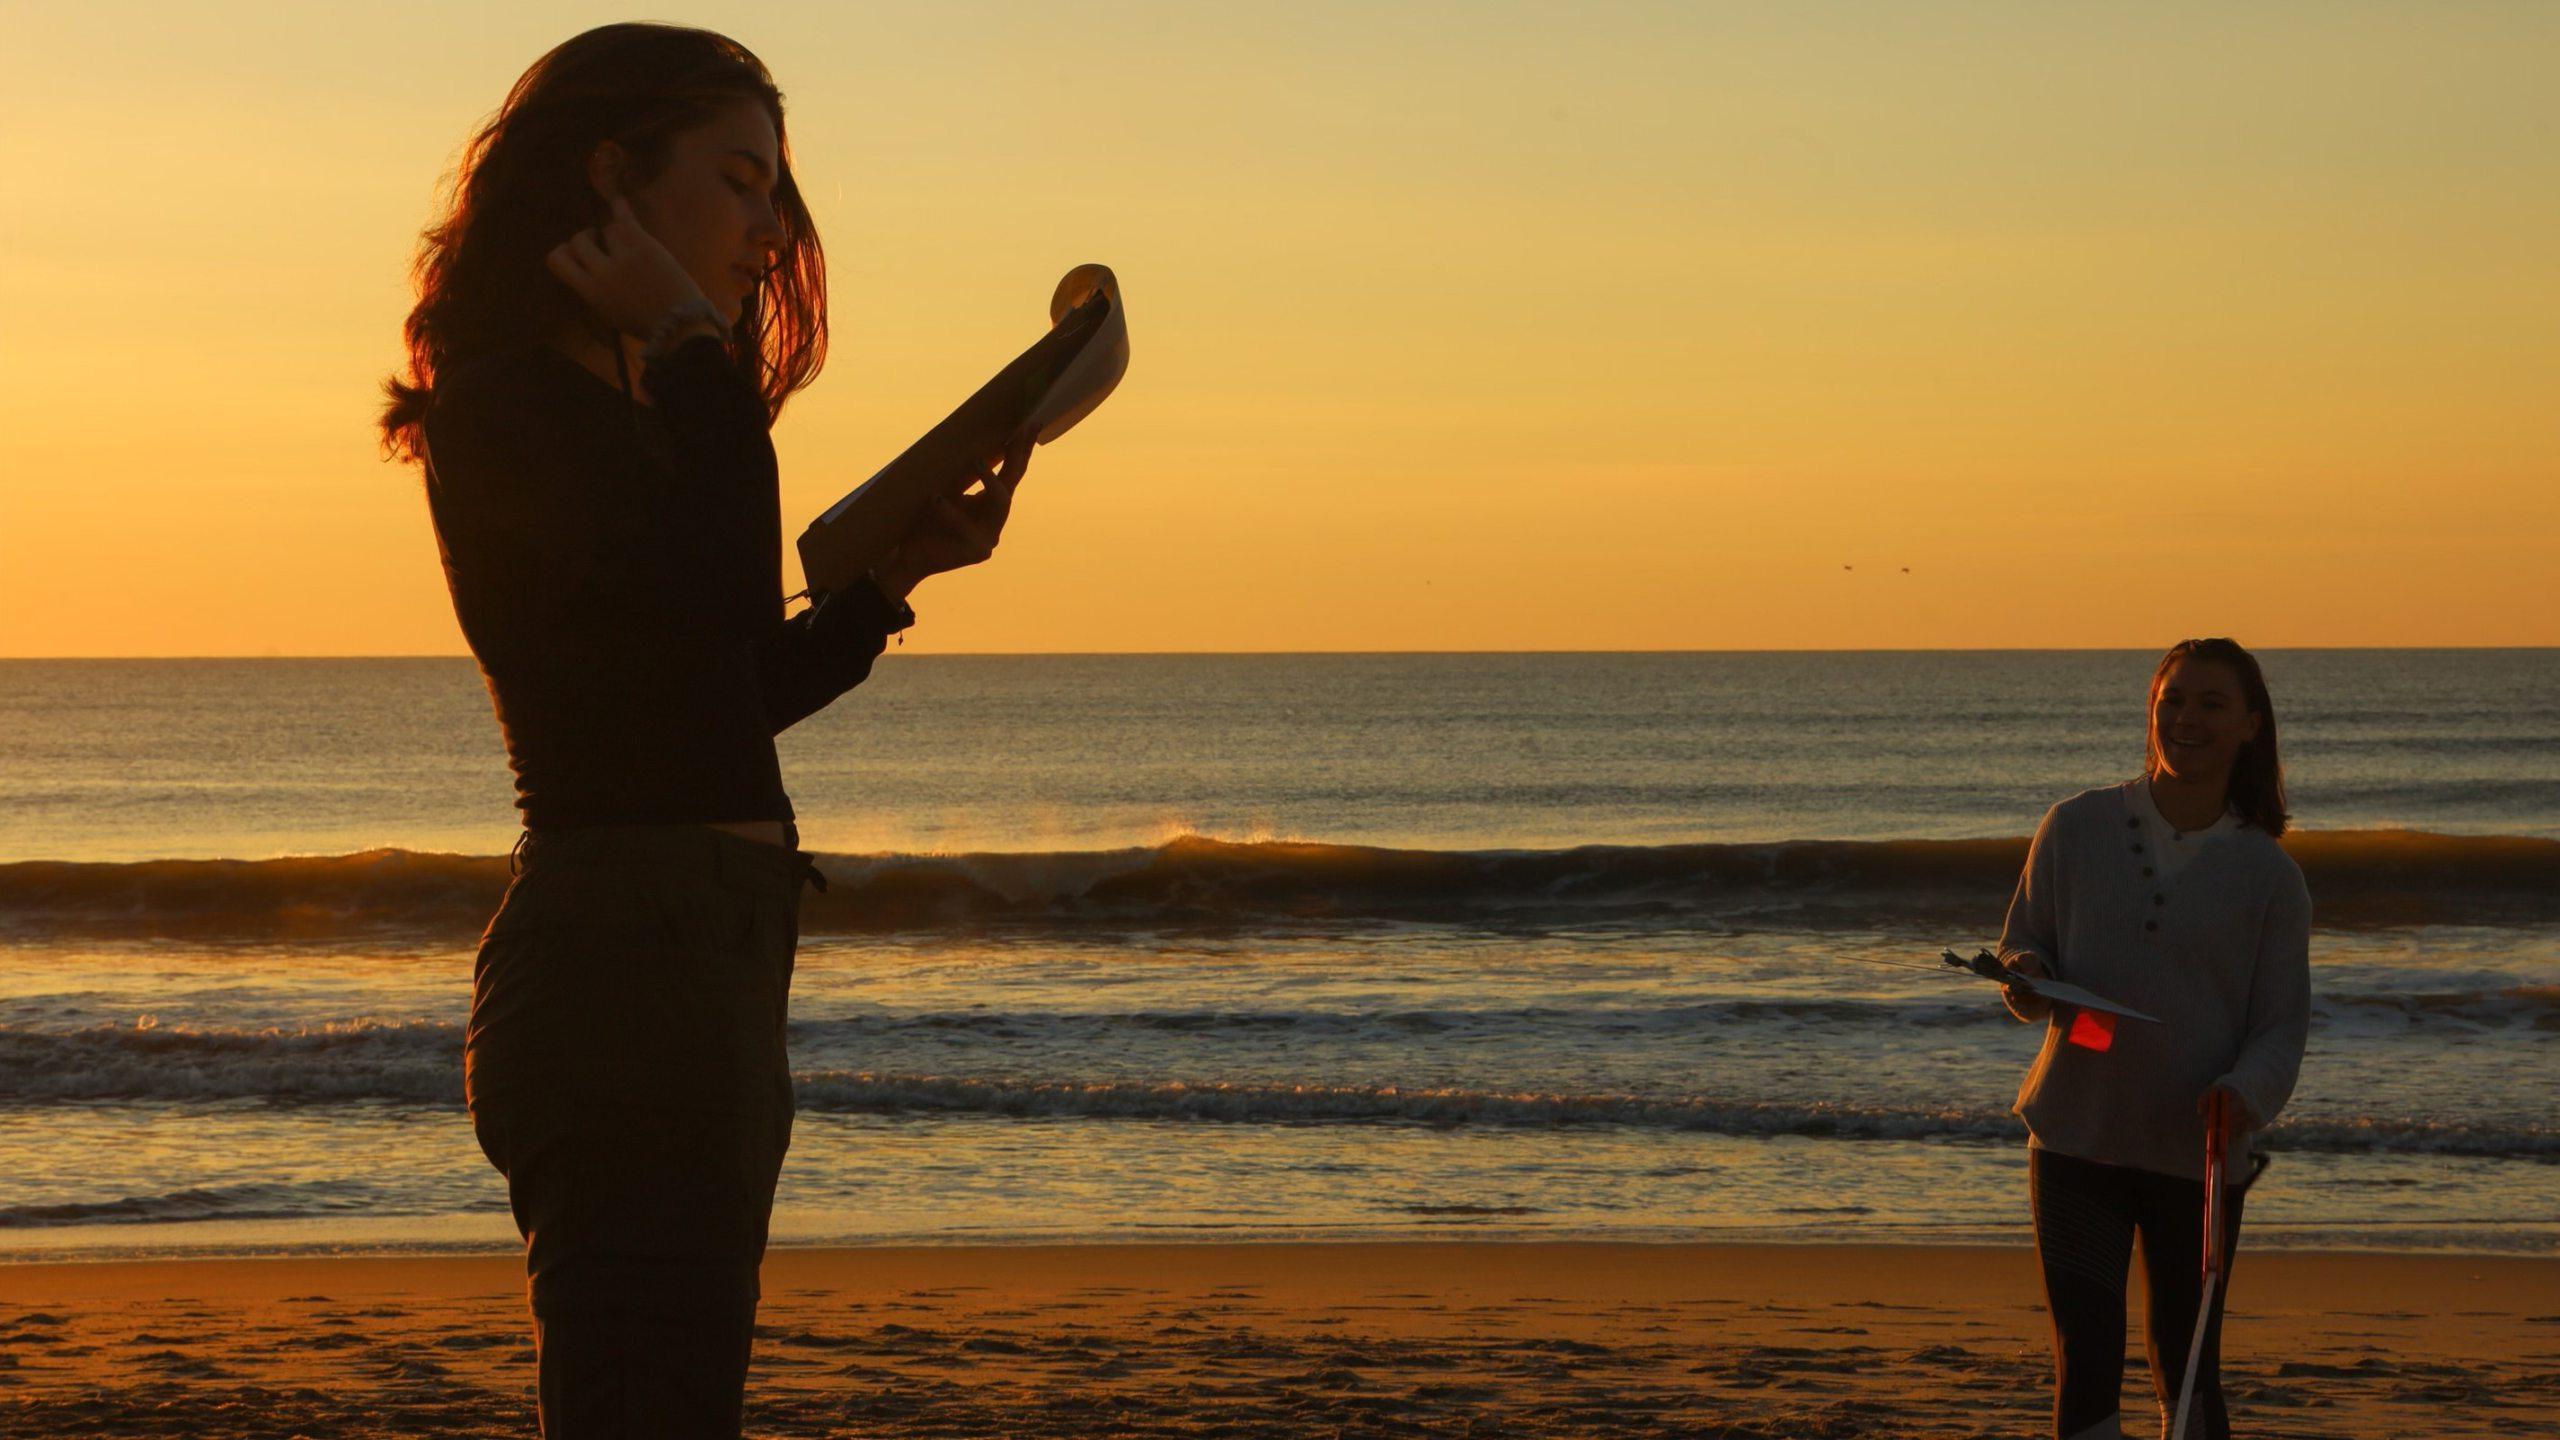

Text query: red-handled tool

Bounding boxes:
[2169,1089,2231,1440]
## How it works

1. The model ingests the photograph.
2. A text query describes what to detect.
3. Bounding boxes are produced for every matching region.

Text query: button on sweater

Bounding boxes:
[1996,779,2312,1181]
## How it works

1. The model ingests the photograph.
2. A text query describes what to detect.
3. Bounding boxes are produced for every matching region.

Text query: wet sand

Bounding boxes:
[3,1242,2554,1437]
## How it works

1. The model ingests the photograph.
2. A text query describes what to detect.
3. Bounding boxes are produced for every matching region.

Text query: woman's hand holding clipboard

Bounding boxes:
[799,265,1129,600]
[867,433,1036,599]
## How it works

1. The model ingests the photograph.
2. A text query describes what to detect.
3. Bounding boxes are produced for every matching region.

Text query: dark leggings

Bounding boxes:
[2031,1148,2248,1440]
[465,824,818,1439]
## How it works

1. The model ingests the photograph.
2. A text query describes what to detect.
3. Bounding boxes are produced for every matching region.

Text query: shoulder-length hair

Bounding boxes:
[2145,637,2291,837]
[379,22,826,465]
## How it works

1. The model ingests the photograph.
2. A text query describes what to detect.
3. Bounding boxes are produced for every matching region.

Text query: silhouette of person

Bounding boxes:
[380,23,1027,1436]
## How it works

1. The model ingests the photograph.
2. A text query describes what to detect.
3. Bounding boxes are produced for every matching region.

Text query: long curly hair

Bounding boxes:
[379,22,826,465]
[2144,637,2291,837]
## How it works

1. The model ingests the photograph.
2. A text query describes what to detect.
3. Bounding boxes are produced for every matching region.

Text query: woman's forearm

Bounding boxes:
[869,557,925,601]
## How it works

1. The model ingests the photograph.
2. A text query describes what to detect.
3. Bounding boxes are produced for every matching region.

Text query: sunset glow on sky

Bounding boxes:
[2,2,2553,655]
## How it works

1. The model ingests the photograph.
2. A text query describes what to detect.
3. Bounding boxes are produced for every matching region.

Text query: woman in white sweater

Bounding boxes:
[1996,637,2312,1440]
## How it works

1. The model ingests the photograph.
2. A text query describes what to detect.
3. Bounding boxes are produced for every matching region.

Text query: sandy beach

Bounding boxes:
[2,1242,2553,1437]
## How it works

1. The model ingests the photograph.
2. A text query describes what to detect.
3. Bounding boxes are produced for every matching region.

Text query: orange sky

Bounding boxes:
[2,2,2554,655]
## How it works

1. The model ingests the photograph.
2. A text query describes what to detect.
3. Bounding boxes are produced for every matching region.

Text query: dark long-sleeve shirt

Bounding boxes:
[421,334,906,829]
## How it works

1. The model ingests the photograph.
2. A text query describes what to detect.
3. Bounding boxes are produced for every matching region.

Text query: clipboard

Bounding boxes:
[1941,949,2161,1024]
[796,264,1130,598]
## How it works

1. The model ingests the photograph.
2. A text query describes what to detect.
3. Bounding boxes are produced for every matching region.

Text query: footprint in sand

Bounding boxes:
[276,1331,369,1351]
[2277,1357,2401,1379]
[130,1349,232,1380]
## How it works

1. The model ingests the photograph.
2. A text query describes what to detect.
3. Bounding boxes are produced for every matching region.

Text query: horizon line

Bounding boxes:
[6,644,2557,661]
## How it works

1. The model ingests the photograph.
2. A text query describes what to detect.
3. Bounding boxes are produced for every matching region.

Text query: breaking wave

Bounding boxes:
[0,1179,390,1230]
[0,1017,462,1103]
[4,830,2555,941]
[2,1020,2549,1160]
[783,1074,2556,1160]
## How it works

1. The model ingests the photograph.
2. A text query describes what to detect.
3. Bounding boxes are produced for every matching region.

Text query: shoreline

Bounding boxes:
[5,1242,2553,1437]
[9,1221,2557,1269]
[10,1235,2558,1290]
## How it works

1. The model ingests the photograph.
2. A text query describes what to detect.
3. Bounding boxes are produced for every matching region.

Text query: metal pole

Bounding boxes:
[2169,1090,2229,1440]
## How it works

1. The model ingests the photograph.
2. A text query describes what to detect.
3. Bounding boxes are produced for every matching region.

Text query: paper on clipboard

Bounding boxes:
[2016,975,2160,1024]
[1942,949,2160,1023]
[797,264,1129,597]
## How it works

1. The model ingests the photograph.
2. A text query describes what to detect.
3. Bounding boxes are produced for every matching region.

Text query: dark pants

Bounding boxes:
[465,823,819,1439]
[2031,1148,2248,1440]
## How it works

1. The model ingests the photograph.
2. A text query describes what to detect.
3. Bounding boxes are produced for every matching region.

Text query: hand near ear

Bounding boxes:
[545,194,719,341]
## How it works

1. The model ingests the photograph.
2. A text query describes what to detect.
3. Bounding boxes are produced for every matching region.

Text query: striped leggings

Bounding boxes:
[2031,1148,2248,1440]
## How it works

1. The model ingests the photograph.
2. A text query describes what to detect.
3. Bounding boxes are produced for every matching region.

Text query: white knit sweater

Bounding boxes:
[1997,779,2312,1181]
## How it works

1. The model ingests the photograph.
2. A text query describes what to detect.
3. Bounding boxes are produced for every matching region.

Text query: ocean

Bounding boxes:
[1,650,2553,1261]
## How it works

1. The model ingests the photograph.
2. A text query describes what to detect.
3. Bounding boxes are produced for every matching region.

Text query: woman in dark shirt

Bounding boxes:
[379,24,1024,1437]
